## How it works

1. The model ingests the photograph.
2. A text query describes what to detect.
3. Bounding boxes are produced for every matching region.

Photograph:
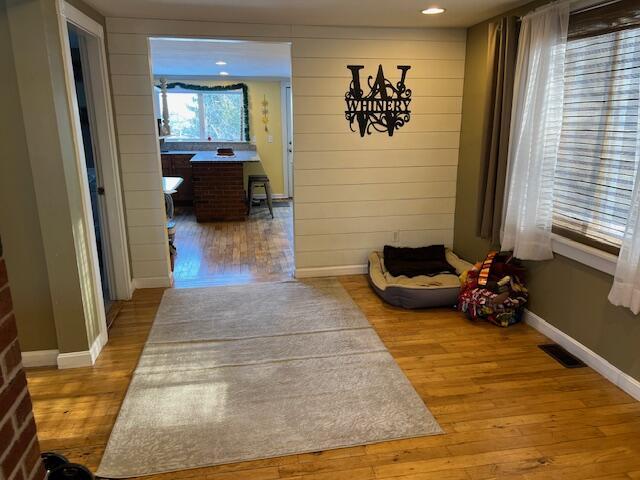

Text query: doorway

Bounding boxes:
[57,0,133,346]
[68,25,113,312]
[149,38,294,288]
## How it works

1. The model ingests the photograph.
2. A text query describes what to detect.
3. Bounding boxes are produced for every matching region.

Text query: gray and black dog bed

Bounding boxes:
[367,249,473,309]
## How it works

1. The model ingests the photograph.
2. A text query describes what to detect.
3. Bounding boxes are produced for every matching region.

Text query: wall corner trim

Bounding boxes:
[132,276,173,289]
[524,308,640,401]
[90,329,108,363]
[56,329,108,369]
[21,349,60,368]
[295,264,368,278]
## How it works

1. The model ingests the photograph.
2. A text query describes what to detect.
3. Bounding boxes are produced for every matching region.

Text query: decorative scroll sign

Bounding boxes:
[345,65,412,137]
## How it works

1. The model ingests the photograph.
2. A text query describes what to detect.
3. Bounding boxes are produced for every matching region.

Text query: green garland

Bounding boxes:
[163,82,250,141]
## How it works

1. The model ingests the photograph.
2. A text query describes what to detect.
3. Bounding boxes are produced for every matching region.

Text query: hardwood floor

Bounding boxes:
[172,203,294,288]
[25,276,640,479]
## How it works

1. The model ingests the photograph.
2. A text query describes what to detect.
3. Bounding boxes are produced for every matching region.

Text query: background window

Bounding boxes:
[165,92,200,139]
[162,90,245,141]
[552,27,640,252]
[203,92,244,141]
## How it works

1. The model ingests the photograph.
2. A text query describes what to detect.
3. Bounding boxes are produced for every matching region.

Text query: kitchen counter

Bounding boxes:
[160,150,196,155]
[184,150,261,222]
[190,150,260,163]
[161,149,261,221]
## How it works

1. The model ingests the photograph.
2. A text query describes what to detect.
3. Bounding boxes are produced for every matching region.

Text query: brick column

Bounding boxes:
[192,162,247,221]
[0,240,46,480]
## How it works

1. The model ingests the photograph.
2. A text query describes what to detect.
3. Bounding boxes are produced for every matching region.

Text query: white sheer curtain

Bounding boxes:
[609,101,640,314]
[501,3,570,260]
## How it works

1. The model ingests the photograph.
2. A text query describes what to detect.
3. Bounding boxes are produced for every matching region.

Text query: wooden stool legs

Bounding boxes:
[247,180,255,216]
[247,175,274,219]
[264,181,274,218]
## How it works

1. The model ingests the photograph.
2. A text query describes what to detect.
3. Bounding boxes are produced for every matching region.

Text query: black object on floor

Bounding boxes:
[42,452,95,479]
[49,464,94,480]
[539,343,586,368]
[41,452,69,472]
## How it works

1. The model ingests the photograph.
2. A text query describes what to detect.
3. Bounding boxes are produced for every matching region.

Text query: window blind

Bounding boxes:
[552,26,640,250]
[568,0,640,41]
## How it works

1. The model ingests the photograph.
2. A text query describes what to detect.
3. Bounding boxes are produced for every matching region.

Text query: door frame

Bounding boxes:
[57,0,132,302]
[56,0,133,356]
[280,81,293,198]
[76,30,115,307]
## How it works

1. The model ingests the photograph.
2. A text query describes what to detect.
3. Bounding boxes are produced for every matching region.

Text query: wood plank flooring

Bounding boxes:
[172,203,294,288]
[25,276,640,479]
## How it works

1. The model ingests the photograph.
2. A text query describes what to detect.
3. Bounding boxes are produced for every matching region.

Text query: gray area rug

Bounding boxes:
[97,279,442,478]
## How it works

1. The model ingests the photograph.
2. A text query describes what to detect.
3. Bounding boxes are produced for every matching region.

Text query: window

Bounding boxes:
[161,89,246,141]
[552,6,640,253]
[165,92,200,139]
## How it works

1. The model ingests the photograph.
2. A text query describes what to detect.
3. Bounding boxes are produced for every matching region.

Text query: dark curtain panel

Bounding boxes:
[477,16,520,245]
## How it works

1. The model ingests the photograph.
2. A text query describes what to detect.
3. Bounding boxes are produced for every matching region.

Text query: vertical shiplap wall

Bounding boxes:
[109,37,171,286]
[105,19,465,280]
[291,26,465,271]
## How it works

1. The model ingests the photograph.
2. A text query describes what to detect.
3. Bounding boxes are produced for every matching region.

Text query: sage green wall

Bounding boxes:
[453,1,640,382]
[0,0,57,351]
[4,0,109,354]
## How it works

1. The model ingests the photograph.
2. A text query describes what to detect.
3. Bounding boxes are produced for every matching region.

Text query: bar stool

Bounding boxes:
[247,174,274,218]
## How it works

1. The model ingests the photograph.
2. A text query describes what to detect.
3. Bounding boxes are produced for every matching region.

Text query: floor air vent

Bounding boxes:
[538,344,586,368]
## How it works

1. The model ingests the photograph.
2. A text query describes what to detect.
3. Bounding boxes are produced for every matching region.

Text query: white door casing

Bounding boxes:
[54,0,134,366]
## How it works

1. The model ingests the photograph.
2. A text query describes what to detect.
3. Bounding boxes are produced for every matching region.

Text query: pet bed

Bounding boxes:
[368,249,473,309]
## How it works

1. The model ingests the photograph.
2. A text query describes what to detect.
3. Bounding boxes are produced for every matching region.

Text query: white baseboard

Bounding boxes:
[524,309,640,401]
[251,193,289,200]
[295,264,367,278]
[57,350,92,369]
[56,329,108,369]
[21,349,59,368]
[132,275,172,289]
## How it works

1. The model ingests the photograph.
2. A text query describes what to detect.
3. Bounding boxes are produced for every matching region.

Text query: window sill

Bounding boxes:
[550,233,617,276]
[164,139,250,144]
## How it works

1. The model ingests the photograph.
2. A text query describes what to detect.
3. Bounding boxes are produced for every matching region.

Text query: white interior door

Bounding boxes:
[76,30,116,309]
[285,85,293,198]
[59,0,132,302]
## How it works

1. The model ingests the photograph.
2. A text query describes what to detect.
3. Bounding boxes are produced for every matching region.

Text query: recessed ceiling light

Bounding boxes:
[422,7,445,14]
[215,61,227,65]
[219,71,229,76]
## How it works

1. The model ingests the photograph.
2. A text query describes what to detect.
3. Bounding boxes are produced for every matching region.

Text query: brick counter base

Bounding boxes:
[192,162,247,222]
[0,255,46,480]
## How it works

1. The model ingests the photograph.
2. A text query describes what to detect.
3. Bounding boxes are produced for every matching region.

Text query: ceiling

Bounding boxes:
[150,39,292,78]
[86,0,531,28]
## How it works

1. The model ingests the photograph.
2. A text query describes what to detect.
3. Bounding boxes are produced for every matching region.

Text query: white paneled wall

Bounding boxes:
[108,34,170,286]
[105,18,465,280]
[291,26,464,272]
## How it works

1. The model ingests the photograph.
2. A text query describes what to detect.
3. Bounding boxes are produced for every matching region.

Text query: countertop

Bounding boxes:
[190,150,261,163]
[160,150,197,155]
[160,149,260,163]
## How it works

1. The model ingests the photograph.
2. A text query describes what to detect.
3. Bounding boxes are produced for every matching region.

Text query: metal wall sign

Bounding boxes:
[345,64,412,137]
